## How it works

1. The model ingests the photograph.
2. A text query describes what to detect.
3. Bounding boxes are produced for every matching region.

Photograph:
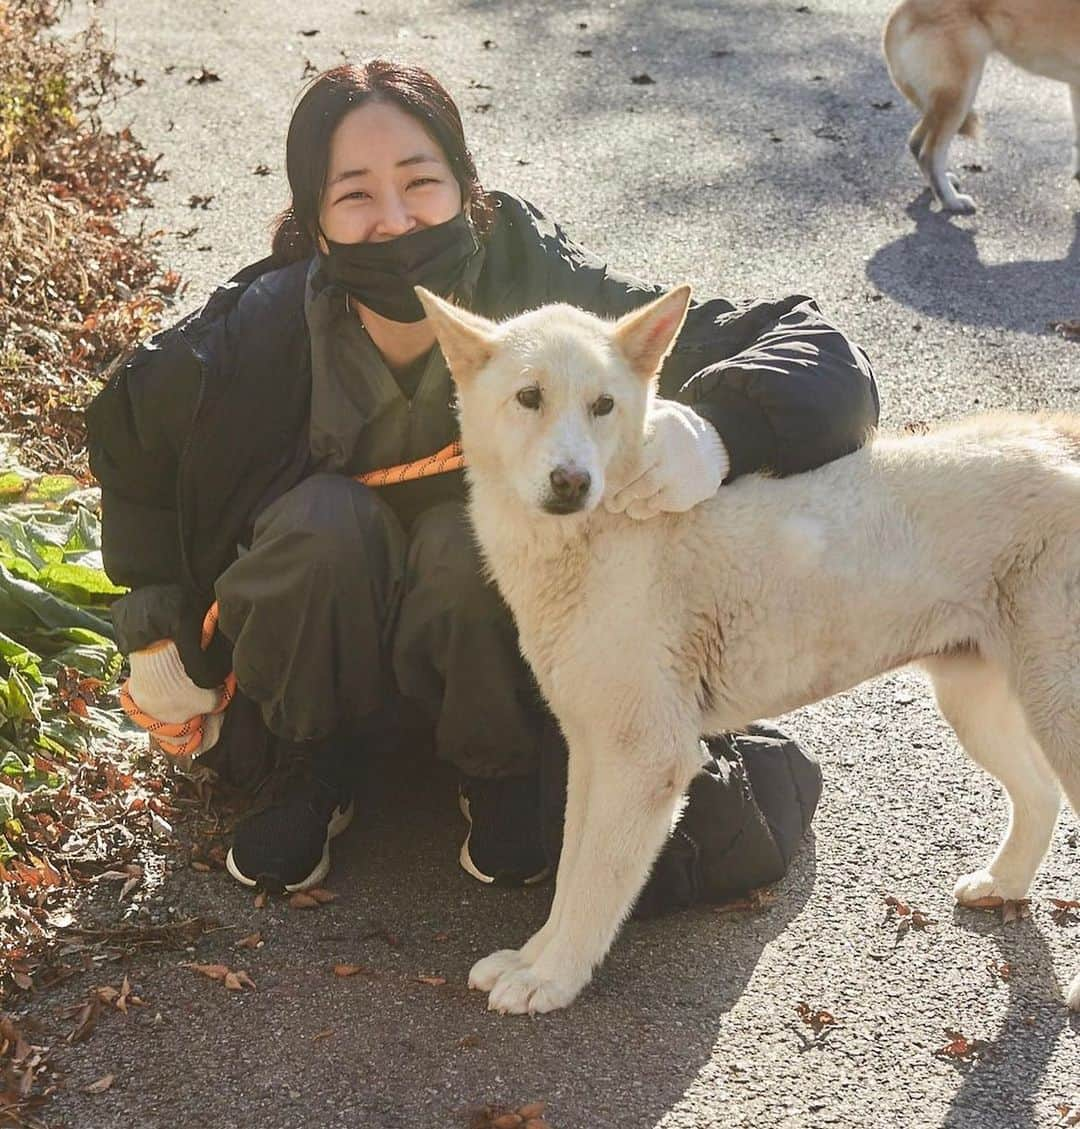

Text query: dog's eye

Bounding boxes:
[516,386,542,411]
[592,394,614,417]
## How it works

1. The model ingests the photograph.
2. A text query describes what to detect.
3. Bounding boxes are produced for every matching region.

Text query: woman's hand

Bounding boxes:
[604,399,730,521]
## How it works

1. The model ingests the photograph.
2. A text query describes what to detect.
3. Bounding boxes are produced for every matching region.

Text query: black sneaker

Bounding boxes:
[458,773,550,886]
[225,736,354,893]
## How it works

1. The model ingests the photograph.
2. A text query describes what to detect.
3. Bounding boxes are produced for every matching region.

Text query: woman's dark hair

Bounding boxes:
[271,60,495,264]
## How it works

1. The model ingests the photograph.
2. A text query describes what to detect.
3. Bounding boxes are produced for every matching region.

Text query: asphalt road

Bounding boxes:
[40,0,1080,1126]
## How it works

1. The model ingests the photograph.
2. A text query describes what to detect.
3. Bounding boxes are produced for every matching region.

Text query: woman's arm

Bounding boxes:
[520,197,880,479]
[86,334,231,686]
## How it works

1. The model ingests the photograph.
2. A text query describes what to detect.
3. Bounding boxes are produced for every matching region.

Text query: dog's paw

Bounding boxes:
[953,867,1027,905]
[943,193,977,215]
[1067,972,1080,1012]
[468,948,527,992]
[486,965,582,1015]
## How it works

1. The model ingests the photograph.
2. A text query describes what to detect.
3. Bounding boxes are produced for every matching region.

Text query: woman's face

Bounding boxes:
[317,100,463,246]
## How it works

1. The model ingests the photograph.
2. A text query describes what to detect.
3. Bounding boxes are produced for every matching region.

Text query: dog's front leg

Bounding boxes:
[468,728,596,992]
[483,730,702,1015]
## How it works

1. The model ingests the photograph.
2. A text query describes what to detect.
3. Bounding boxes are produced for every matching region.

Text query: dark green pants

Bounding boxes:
[215,473,546,776]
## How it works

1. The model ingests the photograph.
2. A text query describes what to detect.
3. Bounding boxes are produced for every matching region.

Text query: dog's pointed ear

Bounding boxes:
[612,285,693,381]
[415,286,496,383]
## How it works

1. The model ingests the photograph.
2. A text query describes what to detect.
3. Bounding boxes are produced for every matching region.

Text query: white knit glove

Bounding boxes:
[126,640,224,756]
[605,399,731,520]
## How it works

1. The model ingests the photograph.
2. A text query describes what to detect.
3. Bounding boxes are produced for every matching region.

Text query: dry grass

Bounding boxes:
[0,0,179,480]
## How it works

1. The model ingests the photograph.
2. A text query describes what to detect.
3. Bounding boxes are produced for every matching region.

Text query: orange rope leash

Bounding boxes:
[120,441,465,755]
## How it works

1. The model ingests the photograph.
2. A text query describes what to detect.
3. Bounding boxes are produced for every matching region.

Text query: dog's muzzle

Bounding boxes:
[543,466,592,514]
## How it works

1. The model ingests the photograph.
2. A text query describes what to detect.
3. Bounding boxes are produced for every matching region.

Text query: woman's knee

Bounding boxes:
[406,502,499,612]
[252,473,402,559]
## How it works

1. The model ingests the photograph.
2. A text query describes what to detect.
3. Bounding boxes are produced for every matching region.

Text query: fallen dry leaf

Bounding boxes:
[417,975,447,987]
[313,1028,333,1041]
[986,959,1012,982]
[83,1073,114,1094]
[795,1001,836,1036]
[223,970,255,991]
[235,932,263,950]
[935,1027,989,1061]
[254,890,269,909]
[1002,899,1029,925]
[333,963,371,978]
[184,962,230,981]
[1049,898,1080,926]
[288,892,320,909]
[307,888,338,904]
[66,997,100,1043]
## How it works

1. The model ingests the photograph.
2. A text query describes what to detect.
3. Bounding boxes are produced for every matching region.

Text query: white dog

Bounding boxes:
[416,284,1080,1016]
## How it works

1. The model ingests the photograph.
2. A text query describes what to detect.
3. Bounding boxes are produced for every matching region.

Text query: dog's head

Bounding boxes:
[416,285,692,517]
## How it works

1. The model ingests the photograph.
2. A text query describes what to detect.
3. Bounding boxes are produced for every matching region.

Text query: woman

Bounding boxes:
[86,61,878,902]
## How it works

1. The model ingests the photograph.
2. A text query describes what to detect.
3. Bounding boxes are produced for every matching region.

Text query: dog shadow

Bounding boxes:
[866,200,1080,336]
[940,904,1077,1128]
[349,739,820,1127]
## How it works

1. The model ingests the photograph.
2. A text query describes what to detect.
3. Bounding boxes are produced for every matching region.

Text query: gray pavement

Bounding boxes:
[43,0,1080,1125]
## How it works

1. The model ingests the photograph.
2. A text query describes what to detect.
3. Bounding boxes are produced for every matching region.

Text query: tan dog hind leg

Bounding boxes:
[1071,83,1080,181]
[923,652,1061,904]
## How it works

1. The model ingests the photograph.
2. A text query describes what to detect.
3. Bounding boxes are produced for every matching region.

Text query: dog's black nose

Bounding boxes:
[549,466,591,505]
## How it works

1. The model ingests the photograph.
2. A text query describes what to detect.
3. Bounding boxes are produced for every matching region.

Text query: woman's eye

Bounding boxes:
[516,387,542,410]
[341,191,369,202]
[409,177,439,189]
[592,394,614,417]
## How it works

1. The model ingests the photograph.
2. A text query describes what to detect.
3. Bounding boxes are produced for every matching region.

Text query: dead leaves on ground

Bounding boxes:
[467,1100,551,1129]
[934,1027,990,1062]
[1049,898,1080,926]
[794,1001,837,1047]
[287,888,337,910]
[182,963,256,992]
[710,887,777,915]
[1,1012,56,1117]
[883,894,937,940]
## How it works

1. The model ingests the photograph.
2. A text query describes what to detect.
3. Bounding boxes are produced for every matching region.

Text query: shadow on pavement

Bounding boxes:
[942,904,1074,1128]
[867,204,1080,337]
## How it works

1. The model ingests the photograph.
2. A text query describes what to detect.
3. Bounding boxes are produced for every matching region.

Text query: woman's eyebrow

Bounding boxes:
[329,153,441,187]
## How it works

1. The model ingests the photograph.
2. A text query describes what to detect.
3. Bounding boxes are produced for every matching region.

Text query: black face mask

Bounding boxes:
[318,212,479,323]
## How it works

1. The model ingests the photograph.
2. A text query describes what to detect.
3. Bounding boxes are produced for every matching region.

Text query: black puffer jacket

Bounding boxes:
[86,190,879,671]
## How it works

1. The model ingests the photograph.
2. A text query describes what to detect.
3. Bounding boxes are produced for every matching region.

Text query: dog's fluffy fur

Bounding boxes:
[417,285,1080,1016]
[883,0,1080,211]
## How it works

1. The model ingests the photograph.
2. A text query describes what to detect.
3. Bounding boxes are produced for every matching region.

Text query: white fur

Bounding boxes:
[416,287,1080,1016]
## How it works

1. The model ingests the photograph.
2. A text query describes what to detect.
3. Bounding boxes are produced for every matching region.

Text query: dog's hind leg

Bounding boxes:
[481,723,704,1014]
[922,652,1061,904]
[1070,84,1080,182]
[887,18,990,212]
[1009,649,1080,1010]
